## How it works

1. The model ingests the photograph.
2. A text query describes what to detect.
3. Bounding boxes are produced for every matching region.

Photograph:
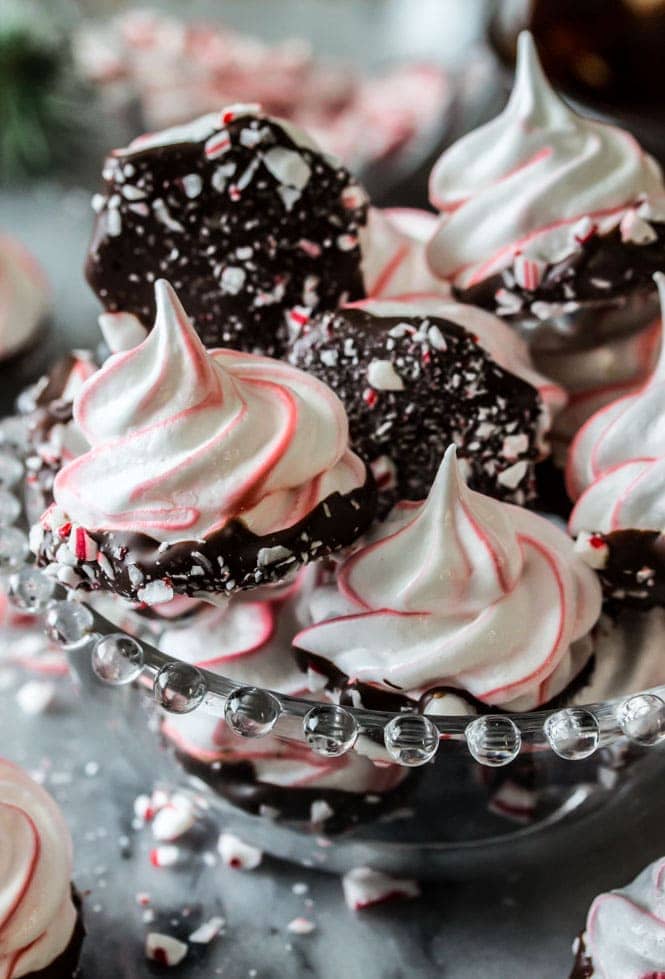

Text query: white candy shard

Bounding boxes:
[217,832,263,870]
[342,867,420,911]
[145,933,188,967]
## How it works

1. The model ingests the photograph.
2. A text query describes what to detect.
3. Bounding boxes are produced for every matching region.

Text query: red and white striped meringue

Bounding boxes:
[159,584,401,796]
[359,208,448,300]
[534,318,661,464]
[567,276,665,535]
[53,280,366,543]
[347,295,567,426]
[426,32,665,290]
[0,237,49,361]
[0,759,78,979]
[578,856,665,978]
[296,445,601,710]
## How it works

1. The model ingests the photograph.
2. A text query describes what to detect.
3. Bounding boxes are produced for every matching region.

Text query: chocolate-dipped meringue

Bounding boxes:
[85,104,368,356]
[157,581,406,832]
[427,32,665,352]
[296,445,601,712]
[0,759,85,979]
[33,281,376,602]
[288,296,565,506]
[570,856,665,978]
[568,275,665,605]
[0,237,50,362]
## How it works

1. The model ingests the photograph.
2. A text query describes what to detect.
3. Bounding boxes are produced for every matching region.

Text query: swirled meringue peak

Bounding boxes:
[296,445,601,710]
[0,236,50,361]
[359,208,449,299]
[568,273,665,503]
[0,758,82,979]
[36,280,375,601]
[571,856,665,979]
[427,32,665,296]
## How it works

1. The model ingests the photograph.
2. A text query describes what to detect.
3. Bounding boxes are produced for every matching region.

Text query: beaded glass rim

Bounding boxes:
[1,415,665,769]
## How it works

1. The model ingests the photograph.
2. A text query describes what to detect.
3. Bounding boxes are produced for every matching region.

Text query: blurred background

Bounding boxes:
[2,0,665,361]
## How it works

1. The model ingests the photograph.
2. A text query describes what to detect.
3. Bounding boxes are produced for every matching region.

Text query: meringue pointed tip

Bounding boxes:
[511,29,559,113]
[431,444,463,501]
[153,278,178,311]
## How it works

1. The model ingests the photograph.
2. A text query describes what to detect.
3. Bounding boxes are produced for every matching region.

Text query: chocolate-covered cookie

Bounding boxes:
[85,104,368,355]
[288,298,564,506]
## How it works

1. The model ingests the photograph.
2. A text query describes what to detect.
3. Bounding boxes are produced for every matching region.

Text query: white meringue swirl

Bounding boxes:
[580,856,665,978]
[427,32,665,289]
[359,208,449,299]
[0,759,77,979]
[568,275,665,533]
[296,445,601,709]
[0,237,49,360]
[54,280,366,542]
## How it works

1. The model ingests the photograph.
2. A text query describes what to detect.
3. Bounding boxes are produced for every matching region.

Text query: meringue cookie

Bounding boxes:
[571,856,665,978]
[158,583,405,828]
[0,236,49,361]
[427,32,665,291]
[567,274,665,507]
[295,445,601,710]
[85,104,368,356]
[36,281,375,601]
[0,758,83,978]
[359,208,448,300]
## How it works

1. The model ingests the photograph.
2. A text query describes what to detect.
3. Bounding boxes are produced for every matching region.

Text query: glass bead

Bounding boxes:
[224,686,281,738]
[383,713,439,766]
[465,715,521,767]
[7,567,54,614]
[618,693,665,746]
[92,633,144,685]
[544,708,600,760]
[43,599,94,647]
[0,526,29,572]
[154,661,206,714]
[303,704,358,757]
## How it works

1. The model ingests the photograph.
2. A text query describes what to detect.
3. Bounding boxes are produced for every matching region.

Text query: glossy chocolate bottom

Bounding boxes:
[569,933,594,978]
[36,471,377,602]
[171,751,411,837]
[595,529,665,608]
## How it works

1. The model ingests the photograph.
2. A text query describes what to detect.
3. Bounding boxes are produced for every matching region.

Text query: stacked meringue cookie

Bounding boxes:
[0,759,84,979]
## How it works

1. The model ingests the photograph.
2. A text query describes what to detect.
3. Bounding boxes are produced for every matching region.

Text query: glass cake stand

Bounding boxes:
[1,413,664,879]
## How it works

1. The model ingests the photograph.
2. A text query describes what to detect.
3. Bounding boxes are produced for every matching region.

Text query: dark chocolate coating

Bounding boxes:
[459,220,665,325]
[288,307,545,506]
[36,471,377,601]
[295,646,596,716]
[169,752,409,836]
[590,528,665,608]
[25,887,85,979]
[569,933,594,978]
[85,112,368,356]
